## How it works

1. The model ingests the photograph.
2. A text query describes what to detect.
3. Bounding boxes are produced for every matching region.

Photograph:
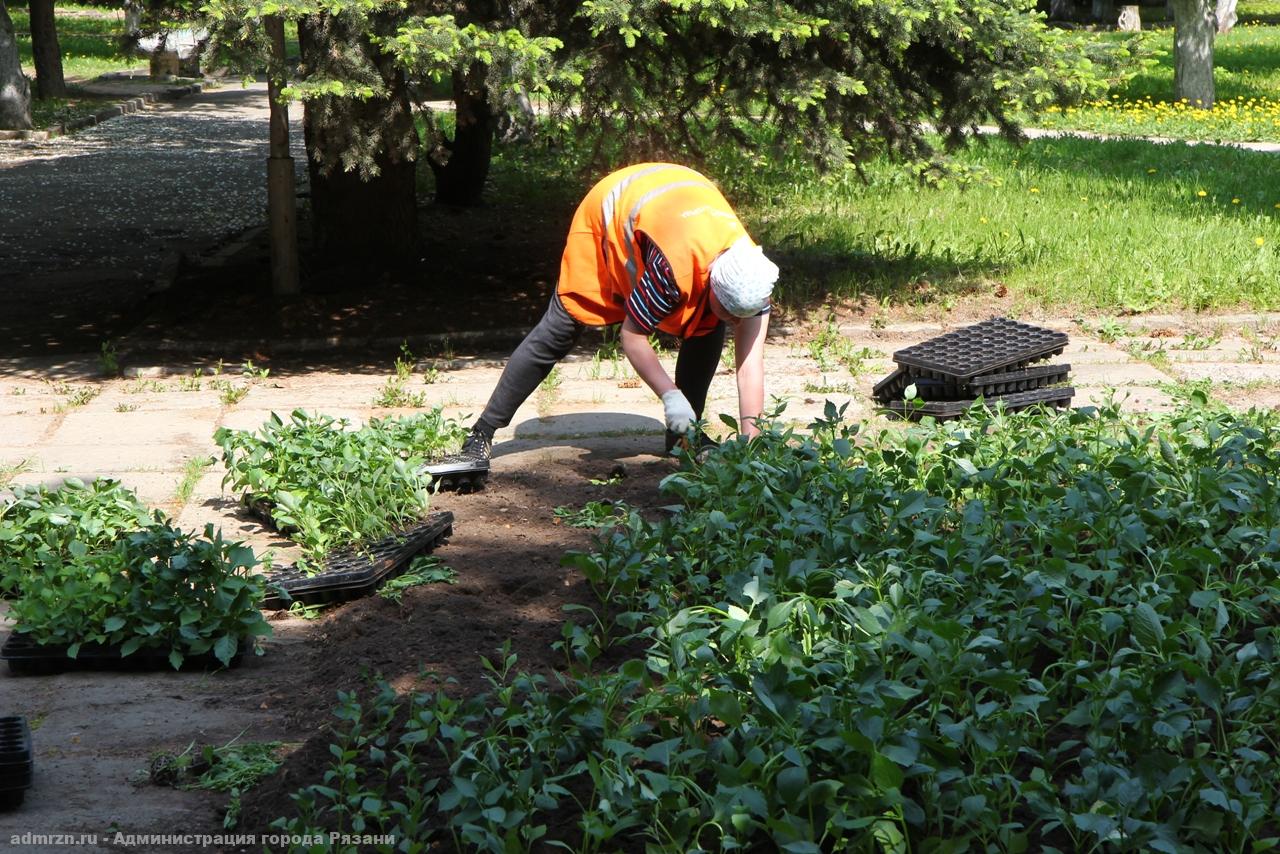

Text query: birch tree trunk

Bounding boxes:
[1171,0,1216,109]
[0,0,32,129]
[1216,0,1238,33]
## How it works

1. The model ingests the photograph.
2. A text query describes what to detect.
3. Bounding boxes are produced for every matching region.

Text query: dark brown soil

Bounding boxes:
[230,442,674,840]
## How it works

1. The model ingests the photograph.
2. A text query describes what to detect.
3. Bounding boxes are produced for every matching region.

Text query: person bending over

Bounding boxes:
[428,162,779,481]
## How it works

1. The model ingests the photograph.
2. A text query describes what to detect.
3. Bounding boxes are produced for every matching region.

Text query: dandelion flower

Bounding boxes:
[1197,190,1208,197]
[1147,168,1157,174]
[1233,198,1241,204]
[979,216,988,223]
[1256,237,1266,247]
[1029,187,1040,194]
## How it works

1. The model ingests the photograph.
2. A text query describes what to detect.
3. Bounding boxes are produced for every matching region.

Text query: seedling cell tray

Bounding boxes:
[0,716,32,808]
[1,633,242,675]
[419,457,489,493]
[966,363,1071,397]
[871,368,966,403]
[260,510,453,610]
[242,495,294,534]
[893,318,1069,381]
[884,386,1076,422]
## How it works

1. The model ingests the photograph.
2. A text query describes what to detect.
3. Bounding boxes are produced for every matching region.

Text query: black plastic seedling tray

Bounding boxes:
[884,386,1076,422]
[966,363,1071,397]
[419,456,489,493]
[872,367,966,403]
[0,716,32,808]
[1,633,242,675]
[260,510,453,610]
[893,318,1069,381]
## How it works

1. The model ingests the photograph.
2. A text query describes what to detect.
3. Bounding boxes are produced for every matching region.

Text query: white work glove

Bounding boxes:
[661,389,697,435]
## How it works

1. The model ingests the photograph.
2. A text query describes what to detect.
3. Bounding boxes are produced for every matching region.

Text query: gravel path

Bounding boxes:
[0,83,304,355]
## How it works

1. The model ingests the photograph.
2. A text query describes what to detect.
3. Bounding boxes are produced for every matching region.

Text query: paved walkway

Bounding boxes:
[0,83,304,354]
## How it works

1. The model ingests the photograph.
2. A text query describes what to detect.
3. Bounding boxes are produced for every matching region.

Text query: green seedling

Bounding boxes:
[552,499,629,529]
[378,555,455,604]
[215,409,464,565]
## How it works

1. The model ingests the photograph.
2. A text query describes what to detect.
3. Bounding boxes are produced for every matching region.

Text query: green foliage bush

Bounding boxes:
[9,524,270,668]
[1,479,270,668]
[214,409,465,562]
[0,477,155,593]
[272,396,1280,851]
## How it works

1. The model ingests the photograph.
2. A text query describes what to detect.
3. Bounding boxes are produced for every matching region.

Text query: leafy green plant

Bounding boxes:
[99,340,120,377]
[274,395,1280,851]
[378,555,455,604]
[0,478,155,592]
[241,359,270,380]
[8,523,270,668]
[214,409,465,561]
[552,500,631,529]
[151,737,285,829]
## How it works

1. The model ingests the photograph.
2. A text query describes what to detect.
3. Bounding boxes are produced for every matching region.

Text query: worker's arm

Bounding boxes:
[621,317,676,397]
[734,311,769,438]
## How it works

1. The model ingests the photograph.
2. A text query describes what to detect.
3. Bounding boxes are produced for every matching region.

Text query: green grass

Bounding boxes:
[733,136,1280,313]
[11,6,144,82]
[1033,21,1280,141]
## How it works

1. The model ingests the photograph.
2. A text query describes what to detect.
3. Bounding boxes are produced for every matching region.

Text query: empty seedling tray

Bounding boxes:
[260,510,453,610]
[966,363,1071,398]
[872,367,967,403]
[1,633,242,676]
[884,386,1076,422]
[893,318,1069,381]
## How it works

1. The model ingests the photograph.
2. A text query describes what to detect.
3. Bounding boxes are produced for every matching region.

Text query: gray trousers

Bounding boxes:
[474,293,727,438]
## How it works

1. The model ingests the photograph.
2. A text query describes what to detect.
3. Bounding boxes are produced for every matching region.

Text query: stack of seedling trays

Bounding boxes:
[0,716,32,809]
[873,318,1074,421]
[245,499,454,610]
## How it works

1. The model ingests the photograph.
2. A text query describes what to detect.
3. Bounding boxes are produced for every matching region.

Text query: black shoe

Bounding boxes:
[421,431,492,490]
[664,430,719,458]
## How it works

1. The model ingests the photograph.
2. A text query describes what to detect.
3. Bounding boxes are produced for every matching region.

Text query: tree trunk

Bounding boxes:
[298,15,419,264]
[1216,0,1238,33]
[0,0,31,129]
[27,0,64,99]
[1171,0,1215,109]
[428,64,495,206]
[1049,0,1076,20]
[1092,0,1116,24]
[1117,5,1142,30]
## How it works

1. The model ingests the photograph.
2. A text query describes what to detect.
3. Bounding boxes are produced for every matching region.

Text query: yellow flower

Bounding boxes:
[1147,168,1157,174]
[1233,198,1241,204]
[1256,237,1266,247]
[979,217,988,223]
[1197,190,1208,197]
[1029,187,1040,194]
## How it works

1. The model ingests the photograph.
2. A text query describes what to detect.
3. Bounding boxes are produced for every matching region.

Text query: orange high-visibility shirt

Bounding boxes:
[556,163,750,339]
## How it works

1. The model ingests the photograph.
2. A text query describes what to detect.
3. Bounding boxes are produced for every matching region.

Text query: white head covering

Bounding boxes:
[709,236,779,317]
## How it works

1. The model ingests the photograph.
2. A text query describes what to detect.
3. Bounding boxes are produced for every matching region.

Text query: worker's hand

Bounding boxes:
[661,389,697,435]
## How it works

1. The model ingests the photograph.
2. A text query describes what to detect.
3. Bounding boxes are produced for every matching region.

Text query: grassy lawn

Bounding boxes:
[11,4,144,82]
[1033,3,1280,142]
[28,92,123,130]
[713,136,1280,315]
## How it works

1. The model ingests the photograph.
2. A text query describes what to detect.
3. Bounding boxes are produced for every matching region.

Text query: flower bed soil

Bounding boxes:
[227,442,674,843]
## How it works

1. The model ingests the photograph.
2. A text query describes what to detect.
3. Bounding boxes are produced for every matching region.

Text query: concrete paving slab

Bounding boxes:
[1171,363,1280,384]
[1069,361,1173,386]
[16,443,194,473]
[0,414,59,445]
[48,407,222,447]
